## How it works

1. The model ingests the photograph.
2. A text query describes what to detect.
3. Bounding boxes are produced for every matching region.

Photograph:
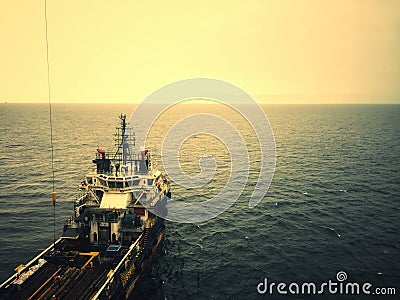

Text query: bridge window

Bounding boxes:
[108,181,116,189]
[127,179,140,186]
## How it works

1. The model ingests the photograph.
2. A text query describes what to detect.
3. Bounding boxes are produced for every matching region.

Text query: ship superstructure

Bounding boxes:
[0,115,170,300]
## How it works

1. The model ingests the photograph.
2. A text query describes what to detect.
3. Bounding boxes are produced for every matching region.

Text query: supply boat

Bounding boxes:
[0,114,170,299]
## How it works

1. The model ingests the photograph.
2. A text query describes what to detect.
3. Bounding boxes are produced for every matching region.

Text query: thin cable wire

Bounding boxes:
[44,0,54,190]
[44,0,56,246]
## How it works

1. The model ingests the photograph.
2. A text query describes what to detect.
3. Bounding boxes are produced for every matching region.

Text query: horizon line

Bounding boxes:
[2,102,400,105]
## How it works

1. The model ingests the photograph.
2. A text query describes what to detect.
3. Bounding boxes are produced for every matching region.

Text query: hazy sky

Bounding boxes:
[1,0,399,103]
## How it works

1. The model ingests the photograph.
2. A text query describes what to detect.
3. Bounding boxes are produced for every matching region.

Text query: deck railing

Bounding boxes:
[90,232,144,300]
[0,238,62,289]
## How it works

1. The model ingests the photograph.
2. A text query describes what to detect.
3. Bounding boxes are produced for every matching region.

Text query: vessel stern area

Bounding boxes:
[0,199,166,300]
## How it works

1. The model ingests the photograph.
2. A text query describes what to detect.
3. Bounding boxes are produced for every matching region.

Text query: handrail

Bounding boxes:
[90,233,143,300]
[89,189,100,204]
[0,238,62,289]
[133,185,147,205]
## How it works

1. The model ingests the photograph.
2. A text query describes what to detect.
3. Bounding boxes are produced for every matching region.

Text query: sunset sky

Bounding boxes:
[0,0,399,104]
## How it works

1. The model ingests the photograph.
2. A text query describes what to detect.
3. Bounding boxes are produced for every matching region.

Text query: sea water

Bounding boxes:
[0,103,399,299]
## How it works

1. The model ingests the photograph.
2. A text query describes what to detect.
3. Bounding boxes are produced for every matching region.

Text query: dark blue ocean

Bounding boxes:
[0,104,399,299]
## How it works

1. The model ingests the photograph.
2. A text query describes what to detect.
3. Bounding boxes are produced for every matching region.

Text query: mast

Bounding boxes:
[121,114,128,165]
[113,114,135,176]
